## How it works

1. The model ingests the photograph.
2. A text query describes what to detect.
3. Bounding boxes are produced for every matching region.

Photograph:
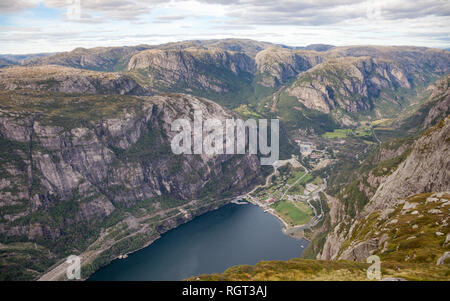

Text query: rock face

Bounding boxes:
[127,48,256,93]
[437,252,450,265]
[422,77,450,129]
[0,65,150,95]
[0,90,262,219]
[318,116,450,261]
[0,90,264,279]
[255,48,324,87]
[365,117,450,214]
[286,57,411,114]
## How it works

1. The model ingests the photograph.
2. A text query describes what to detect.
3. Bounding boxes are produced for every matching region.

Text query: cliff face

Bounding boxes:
[422,77,450,129]
[365,118,450,213]
[0,65,150,95]
[318,115,450,261]
[254,48,324,87]
[0,90,263,279]
[286,57,411,114]
[126,48,256,94]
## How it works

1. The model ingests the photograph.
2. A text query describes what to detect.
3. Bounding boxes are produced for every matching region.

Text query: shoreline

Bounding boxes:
[39,159,307,281]
[245,196,309,237]
[39,197,232,281]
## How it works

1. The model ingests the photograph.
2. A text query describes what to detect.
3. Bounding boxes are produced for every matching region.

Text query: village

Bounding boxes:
[242,154,327,235]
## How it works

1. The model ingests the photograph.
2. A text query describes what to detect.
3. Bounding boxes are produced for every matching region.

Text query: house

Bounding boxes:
[305,183,319,192]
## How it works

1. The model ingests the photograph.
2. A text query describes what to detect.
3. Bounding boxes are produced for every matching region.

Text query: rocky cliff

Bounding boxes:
[126,47,256,94]
[254,47,324,87]
[318,114,449,262]
[286,57,411,114]
[0,90,264,280]
[24,41,449,119]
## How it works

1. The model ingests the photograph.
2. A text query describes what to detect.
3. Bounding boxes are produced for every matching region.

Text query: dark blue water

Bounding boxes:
[88,203,307,281]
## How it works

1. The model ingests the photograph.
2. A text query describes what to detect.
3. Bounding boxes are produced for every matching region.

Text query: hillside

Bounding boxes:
[190,191,450,281]
[0,65,150,95]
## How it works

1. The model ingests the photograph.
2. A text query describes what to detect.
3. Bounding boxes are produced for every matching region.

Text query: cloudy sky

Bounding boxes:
[0,0,449,54]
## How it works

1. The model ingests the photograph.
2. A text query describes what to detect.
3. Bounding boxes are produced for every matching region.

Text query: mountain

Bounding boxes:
[0,90,265,280]
[190,74,450,281]
[0,58,14,69]
[0,39,449,281]
[24,42,449,121]
[125,47,256,97]
[272,47,449,127]
[0,65,150,95]
[26,46,153,72]
[0,53,54,65]
[285,56,411,113]
[254,47,324,87]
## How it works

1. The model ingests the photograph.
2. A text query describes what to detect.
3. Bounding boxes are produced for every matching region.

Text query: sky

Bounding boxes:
[0,0,449,54]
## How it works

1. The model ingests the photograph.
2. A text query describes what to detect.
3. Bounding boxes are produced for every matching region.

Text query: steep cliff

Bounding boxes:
[317,114,449,262]
[26,42,449,121]
[0,90,264,280]
[126,47,256,96]
[286,57,411,114]
[254,47,324,87]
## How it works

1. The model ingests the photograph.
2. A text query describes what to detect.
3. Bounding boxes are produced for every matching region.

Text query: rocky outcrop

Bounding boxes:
[437,252,450,265]
[423,77,450,129]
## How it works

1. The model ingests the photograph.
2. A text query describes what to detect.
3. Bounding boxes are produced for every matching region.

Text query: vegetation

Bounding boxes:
[187,257,450,281]
[271,200,313,226]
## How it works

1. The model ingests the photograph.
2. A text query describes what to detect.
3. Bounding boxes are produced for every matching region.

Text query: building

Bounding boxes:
[305,183,319,192]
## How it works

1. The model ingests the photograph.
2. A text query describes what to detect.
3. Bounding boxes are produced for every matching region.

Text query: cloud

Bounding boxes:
[1,0,449,53]
[6,0,448,25]
[153,15,187,23]
[43,0,166,21]
[0,0,39,13]
[202,0,450,26]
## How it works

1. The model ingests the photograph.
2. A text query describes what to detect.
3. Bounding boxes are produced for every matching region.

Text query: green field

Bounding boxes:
[271,200,313,226]
[286,170,306,185]
[322,126,373,139]
[321,128,352,138]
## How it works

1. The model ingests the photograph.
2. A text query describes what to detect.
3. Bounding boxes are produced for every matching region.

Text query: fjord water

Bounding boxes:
[89,203,307,281]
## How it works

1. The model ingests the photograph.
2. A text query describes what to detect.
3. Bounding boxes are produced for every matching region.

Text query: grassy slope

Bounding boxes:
[188,257,449,281]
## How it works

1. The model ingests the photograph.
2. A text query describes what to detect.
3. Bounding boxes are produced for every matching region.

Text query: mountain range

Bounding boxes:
[0,39,448,280]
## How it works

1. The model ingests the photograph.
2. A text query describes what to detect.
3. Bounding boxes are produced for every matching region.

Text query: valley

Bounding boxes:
[0,39,449,281]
